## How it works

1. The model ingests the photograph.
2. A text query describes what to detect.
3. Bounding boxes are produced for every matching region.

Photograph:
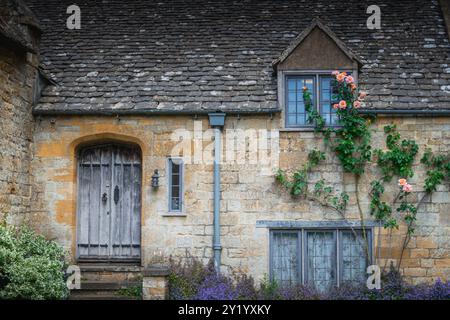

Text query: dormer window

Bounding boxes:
[273,19,362,129]
[285,73,344,127]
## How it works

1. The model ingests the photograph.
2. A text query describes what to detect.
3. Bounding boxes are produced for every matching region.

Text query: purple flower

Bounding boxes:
[167,256,450,300]
[405,278,450,300]
[194,274,237,300]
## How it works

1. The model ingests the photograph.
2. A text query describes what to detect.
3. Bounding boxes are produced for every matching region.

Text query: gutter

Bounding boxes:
[32,108,281,117]
[359,109,450,116]
[33,107,450,117]
[208,113,226,273]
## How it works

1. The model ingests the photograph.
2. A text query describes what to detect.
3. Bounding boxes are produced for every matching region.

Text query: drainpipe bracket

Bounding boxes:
[208,112,226,127]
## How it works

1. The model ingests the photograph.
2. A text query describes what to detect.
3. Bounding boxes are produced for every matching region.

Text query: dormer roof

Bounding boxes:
[272,18,363,70]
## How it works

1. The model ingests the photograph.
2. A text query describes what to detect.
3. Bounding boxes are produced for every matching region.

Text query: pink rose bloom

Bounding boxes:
[403,183,412,193]
[359,92,367,100]
[332,70,340,76]
[398,178,407,186]
[338,100,347,109]
[336,73,346,82]
[345,76,355,84]
[332,103,339,109]
[353,100,361,108]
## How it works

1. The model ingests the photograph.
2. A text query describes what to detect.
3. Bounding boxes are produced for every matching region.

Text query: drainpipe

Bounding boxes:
[208,113,226,273]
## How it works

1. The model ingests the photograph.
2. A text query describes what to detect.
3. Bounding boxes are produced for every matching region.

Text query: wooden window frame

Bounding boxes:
[167,157,184,213]
[279,69,358,131]
[269,227,372,289]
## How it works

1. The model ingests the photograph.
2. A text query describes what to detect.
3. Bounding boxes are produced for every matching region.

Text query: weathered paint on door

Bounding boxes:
[77,144,141,261]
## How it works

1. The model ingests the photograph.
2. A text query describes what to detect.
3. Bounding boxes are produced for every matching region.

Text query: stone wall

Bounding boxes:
[0,34,39,223]
[30,114,450,284]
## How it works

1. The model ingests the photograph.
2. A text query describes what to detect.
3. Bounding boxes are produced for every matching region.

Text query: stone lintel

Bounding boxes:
[256,220,381,229]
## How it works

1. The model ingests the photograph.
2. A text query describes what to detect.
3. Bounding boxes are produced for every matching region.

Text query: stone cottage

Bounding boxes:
[1,0,450,297]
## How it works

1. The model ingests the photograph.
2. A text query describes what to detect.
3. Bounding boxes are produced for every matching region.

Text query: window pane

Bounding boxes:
[296,101,305,114]
[322,101,330,114]
[285,76,315,127]
[271,231,300,286]
[288,92,296,102]
[171,173,180,186]
[306,231,336,292]
[288,79,296,90]
[288,115,296,126]
[288,102,296,113]
[171,186,180,197]
[171,198,180,211]
[319,76,338,126]
[331,114,339,125]
[171,162,180,174]
[341,231,369,284]
[169,159,182,211]
[304,78,314,92]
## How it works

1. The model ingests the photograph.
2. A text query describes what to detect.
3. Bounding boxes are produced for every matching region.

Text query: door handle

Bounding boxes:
[114,185,120,204]
[102,192,107,204]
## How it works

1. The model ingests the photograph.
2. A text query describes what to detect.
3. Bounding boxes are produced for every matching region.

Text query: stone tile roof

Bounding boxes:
[1,0,41,53]
[25,0,450,114]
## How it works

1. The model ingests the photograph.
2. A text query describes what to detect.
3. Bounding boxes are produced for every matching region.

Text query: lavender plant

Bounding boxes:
[167,257,449,300]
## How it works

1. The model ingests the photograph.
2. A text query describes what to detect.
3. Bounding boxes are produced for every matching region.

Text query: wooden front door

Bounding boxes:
[77,144,141,261]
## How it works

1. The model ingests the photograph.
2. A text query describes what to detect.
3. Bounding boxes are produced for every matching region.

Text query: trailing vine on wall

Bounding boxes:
[375,124,419,182]
[371,124,419,229]
[421,148,450,193]
[276,150,349,214]
[276,71,450,270]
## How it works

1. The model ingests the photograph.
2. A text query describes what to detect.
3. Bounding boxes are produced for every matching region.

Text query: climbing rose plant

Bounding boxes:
[301,71,372,174]
[276,71,450,269]
[277,72,371,212]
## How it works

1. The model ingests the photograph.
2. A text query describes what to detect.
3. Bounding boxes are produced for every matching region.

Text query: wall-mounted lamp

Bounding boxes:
[151,169,160,188]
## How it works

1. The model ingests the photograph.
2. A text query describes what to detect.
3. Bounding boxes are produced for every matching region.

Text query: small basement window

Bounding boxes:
[270,228,371,292]
[168,158,183,212]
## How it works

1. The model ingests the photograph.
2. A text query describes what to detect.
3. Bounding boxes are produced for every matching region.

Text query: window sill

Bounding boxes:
[279,127,317,132]
[279,126,342,132]
[256,220,380,228]
[161,212,187,217]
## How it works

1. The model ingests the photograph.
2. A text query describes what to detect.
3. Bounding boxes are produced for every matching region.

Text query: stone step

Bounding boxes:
[70,264,143,300]
[78,263,142,282]
[70,280,142,300]
[80,281,141,291]
[69,291,141,300]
